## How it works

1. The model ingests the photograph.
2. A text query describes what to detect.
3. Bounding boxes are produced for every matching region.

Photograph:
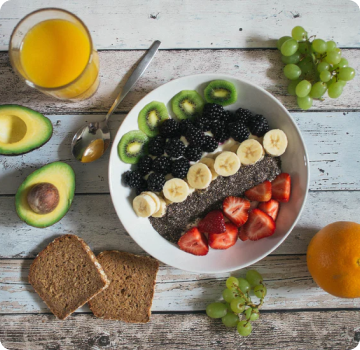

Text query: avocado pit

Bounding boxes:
[27,182,60,214]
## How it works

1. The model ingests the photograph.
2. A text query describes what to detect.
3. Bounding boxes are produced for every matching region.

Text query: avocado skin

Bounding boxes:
[0,104,53,155]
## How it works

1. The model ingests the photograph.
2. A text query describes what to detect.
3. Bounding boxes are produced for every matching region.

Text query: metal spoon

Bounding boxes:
[71,40,161,163]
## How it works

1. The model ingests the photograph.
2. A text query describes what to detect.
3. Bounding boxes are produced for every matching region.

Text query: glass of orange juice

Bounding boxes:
[9,8,100,100]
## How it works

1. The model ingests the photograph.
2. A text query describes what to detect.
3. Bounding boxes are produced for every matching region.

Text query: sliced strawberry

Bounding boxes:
[271,173,291,202]
[238,229,249,241]
[223,196,250,227]
[239,209,276,241]
[258,199,280,221]
[244,181,272,202]
[198,210,226,234]
[208,222,238,250]
[178,227,209,256]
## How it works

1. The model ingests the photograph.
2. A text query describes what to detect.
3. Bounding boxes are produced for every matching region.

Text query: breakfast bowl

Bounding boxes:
[109,73,309,273]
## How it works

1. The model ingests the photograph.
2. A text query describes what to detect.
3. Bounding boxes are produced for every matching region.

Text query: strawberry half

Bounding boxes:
[238,229,249,241]
[258,199,280,221]
[198,210,226,234]
[244,181,272,202]
[239,209,276,241]
[223,196,250,227]
[208,222,238,249]
[178,227,209,256]
[271,173,291,202]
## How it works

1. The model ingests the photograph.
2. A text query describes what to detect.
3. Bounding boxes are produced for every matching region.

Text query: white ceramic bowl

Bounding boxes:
[109,73,309,273]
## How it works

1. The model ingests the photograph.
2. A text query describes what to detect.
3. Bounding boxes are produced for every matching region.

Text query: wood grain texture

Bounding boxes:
[0,50,360,114]
[1,111,360,195]
[1,312,359,350]
[1,0,360,50]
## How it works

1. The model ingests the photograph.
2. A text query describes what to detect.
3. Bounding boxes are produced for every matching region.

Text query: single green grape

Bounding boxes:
[226,276,239,290]
[333,58,348,70]
[337,80,347,87]
[295,80,312,97]
[222,289,238,303]
[281,51,301,64]
[311,39,327,54]
[237,320,253,337]
[230,297,246,313]
[250,308,260,321]
[277,36,292,50]
[298,41,310,54]
[298,58,313,74]
[281,39,299,56]
[254,285,268,298]
[244,307,252,320]
[325,50,341,65]
[326,40,337,52]
[297,95,313,110]
[291,26,307,41]
[317,61,330,73]
[328,82,343,98]
[237,278,251,294]
[246,270,263,287]
[333,48,342,55]
[327,77,336,87]
[283,64,301,80]
[310,82,327,98]
[222,312,239,327]
[206,302,228,319]
[338,67,355,81]
[320,70,332,82]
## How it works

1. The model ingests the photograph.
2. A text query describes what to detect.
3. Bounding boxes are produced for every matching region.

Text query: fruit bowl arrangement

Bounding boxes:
[109,73,309,273]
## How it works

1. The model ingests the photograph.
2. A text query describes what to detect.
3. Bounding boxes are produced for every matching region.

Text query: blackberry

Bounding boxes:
[185,126,204,147]
[135,179,148,195]
[210,118,226,134]
[152,156,172,175]
[195,115,212,131]
[223,110,235,125]
[171,157,190,179]
[179,119,193,136]
[248,114,270,137]
[159,119,180,138]
[148,136,165,156]
[202,103,224,120]
[137,156,153,175]
[234,108,253,126]
[185,145,202,162]
[228,121,250,142]
[165,138,186,158]
[147,172,166,192]
[123,170,142,188]
[213,128,231,143]
[201,135,218,152]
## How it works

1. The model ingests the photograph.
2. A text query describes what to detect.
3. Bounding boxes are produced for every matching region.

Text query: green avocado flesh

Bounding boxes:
[0,104,53,155]
[15,162,75,228]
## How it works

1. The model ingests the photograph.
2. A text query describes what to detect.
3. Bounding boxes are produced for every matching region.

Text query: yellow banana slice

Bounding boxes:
[163,178,190,203]
[237,139,265,165]
[187,163,212,189]
[214,151,241,176]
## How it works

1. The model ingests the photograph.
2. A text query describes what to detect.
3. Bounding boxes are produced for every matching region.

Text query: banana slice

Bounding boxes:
[151,197,167,218]
[237,139,265,166]
[187,163,212,189]
[163,178,190,203]
[263,129,288,156]
[133,194,157,217]
[199,157,218,181]
[214,151,241,176]
[249,133,264,144]
[142,191,161,213]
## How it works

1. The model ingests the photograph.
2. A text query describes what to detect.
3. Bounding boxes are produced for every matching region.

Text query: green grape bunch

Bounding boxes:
[206,270,267,337]
[278,26,356,110]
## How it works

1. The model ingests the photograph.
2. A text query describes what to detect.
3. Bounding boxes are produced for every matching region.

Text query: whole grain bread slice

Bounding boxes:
[88,251,159,323]
[28,234,109,320]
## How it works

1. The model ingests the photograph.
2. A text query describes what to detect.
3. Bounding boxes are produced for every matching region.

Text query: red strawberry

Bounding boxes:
[258,199,280,221]
[244,181,272,202]
[271,173,291,202]
[198,210,226,234]
[238,229,249,241]
[223,196,250,227]
[178,227,209,256]
[208,222,238,249]
[239,209,276,241]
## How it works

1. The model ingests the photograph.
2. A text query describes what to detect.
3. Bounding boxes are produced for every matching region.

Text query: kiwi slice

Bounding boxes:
[204,80,237,106]
[138,101,169,137]
[118,130,149,164]
[171,90,204,120]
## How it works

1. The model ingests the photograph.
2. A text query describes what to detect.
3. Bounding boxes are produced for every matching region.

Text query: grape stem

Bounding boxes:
[233,282,266,309]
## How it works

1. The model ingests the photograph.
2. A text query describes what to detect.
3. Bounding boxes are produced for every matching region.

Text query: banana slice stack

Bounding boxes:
[133,192,167,218]
[237,139,264,165]
[263,129,288,156]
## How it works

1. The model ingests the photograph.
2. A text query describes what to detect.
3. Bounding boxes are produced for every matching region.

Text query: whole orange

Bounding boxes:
[307,221,360,298]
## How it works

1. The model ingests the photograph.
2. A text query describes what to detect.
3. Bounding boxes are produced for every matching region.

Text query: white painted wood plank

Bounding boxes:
[2,255,360,314]
[0,191,359,258]
[1,0,360,50]
[0,50,359,114]
[1,112,359,194]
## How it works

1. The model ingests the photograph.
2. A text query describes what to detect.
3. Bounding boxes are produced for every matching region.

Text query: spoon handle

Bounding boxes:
[105,40,161,121]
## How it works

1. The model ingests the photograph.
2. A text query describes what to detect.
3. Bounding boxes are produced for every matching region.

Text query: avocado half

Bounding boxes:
[15,162,75,228]
[0,104,53,155]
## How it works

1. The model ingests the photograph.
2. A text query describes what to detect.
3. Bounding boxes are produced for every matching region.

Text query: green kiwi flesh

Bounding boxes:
[118,130,149,164]
[138,101,169,137]
[171,90,204,120]
[204,80,237,106]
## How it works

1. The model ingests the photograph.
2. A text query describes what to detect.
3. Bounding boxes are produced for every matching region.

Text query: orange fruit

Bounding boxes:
[307,221,360,298]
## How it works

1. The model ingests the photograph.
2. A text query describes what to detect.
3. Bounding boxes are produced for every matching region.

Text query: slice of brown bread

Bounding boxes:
[88,251,159,323]
[28,234,109,320]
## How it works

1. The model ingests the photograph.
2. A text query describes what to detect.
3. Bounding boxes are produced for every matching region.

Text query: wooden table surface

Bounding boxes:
[1,1,360,349]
